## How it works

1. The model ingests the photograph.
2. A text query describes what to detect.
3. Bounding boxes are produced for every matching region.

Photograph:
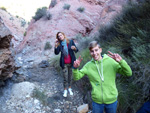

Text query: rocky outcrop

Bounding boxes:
[0,17,15,86]
[0,9,27,49]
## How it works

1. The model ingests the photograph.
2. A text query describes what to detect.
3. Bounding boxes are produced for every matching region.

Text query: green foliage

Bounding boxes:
[49,55,62,75]
[50,0,57,7]
[32,7,47,21]
[96,1,150,57]
[63,4,71,10]
[130,30,150,64]
[0,7,7,11]
[32,88,48,106]
[44,42,52,50]
[77,7,85,13]
[24,31,27,36]
[21,20,26,27]
[76,48,91,69]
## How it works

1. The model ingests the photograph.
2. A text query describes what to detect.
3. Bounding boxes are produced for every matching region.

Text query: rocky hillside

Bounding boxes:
[16,0,130,65]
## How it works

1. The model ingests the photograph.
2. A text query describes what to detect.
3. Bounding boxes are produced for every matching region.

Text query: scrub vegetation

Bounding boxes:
[32,7,52,21]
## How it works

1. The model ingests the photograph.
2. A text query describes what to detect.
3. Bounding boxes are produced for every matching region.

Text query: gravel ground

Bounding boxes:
[0,65,86,113]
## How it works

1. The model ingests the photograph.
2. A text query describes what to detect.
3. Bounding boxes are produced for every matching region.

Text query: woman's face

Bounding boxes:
[58,33,65,41]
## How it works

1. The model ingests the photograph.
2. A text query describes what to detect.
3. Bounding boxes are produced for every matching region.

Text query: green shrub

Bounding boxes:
[44,42,52,50]
[77,7,85,13]
[63,4,71,10]
[49,55,62,75]
[74,34,92,50]
[24,31,27,36]
[32,88,48,106]
[50,0,57,7]
[21,20,26,27]
[0,7,7,11]
[32,7,47,21]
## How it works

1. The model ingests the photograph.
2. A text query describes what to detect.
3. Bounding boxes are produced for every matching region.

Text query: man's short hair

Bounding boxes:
[88,41,100,51]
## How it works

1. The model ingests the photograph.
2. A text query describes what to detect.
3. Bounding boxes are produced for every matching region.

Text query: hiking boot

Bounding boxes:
[63,90,67,97]
[68,88,73,96]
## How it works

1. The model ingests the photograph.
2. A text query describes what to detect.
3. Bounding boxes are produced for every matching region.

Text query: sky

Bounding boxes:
[0,0,51,21]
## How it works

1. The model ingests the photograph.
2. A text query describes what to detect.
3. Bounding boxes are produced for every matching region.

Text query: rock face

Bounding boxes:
[0,17,15,86]
[16,0,130,64]
[0,9,27,49]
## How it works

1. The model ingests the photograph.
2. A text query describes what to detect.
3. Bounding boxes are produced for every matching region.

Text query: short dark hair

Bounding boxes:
[88,41,100,51]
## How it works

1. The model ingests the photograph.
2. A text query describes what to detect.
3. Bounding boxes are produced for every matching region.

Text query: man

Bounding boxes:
[73,41,132,113]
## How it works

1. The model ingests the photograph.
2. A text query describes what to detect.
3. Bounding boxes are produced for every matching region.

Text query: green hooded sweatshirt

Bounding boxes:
[73,54,132,104]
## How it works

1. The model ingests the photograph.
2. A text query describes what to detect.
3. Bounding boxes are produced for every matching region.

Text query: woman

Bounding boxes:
[54,32,78,97]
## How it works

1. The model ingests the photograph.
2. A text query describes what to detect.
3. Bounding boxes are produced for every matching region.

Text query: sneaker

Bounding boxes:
[68,88,73,96]
[63,90,67,97]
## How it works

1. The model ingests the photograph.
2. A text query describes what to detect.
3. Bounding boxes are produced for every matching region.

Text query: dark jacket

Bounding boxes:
[54,40,78,69]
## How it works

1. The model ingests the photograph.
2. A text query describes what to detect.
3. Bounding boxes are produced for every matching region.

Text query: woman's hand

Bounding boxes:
[74,56,83,68]
[71,46,76,50]
[55,39,59,48]
[107,51,122,62]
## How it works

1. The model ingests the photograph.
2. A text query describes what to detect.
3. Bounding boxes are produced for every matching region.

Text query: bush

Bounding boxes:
[50,0,57,7]
[44,42,52,50]
[77,7,85,13]
[63,4,71,10]
[21,20,26,27]
[32,7,47,21]
[32,88,48,106]
[49,55,62,75]
[24,31,27,36]
[0,7,7,11]
[75,34,92,50]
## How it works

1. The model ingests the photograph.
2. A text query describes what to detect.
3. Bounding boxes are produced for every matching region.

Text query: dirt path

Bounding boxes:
[26,65,85,112]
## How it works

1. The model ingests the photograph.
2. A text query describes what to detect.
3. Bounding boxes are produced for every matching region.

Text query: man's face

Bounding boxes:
[90,45,102,61]
[58,33,64,41]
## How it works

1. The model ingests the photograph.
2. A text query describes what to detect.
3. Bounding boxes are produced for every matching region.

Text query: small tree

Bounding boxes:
[63,4,71,10]
[44,42,52,50]
[0,7,7,11]
[24,31,27,36]
[50,0,57,8]
[32,7,47,21]
[77,7,85,13]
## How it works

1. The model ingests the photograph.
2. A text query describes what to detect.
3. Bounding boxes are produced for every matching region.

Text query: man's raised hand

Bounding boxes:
[107,51,122,62]
[73,56,83,68]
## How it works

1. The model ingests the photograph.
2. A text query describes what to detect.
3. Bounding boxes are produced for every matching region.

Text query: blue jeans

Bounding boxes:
[92,101,118,113]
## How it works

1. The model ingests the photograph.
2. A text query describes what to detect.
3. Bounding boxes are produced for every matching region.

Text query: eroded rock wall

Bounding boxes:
[0,18,15,86]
